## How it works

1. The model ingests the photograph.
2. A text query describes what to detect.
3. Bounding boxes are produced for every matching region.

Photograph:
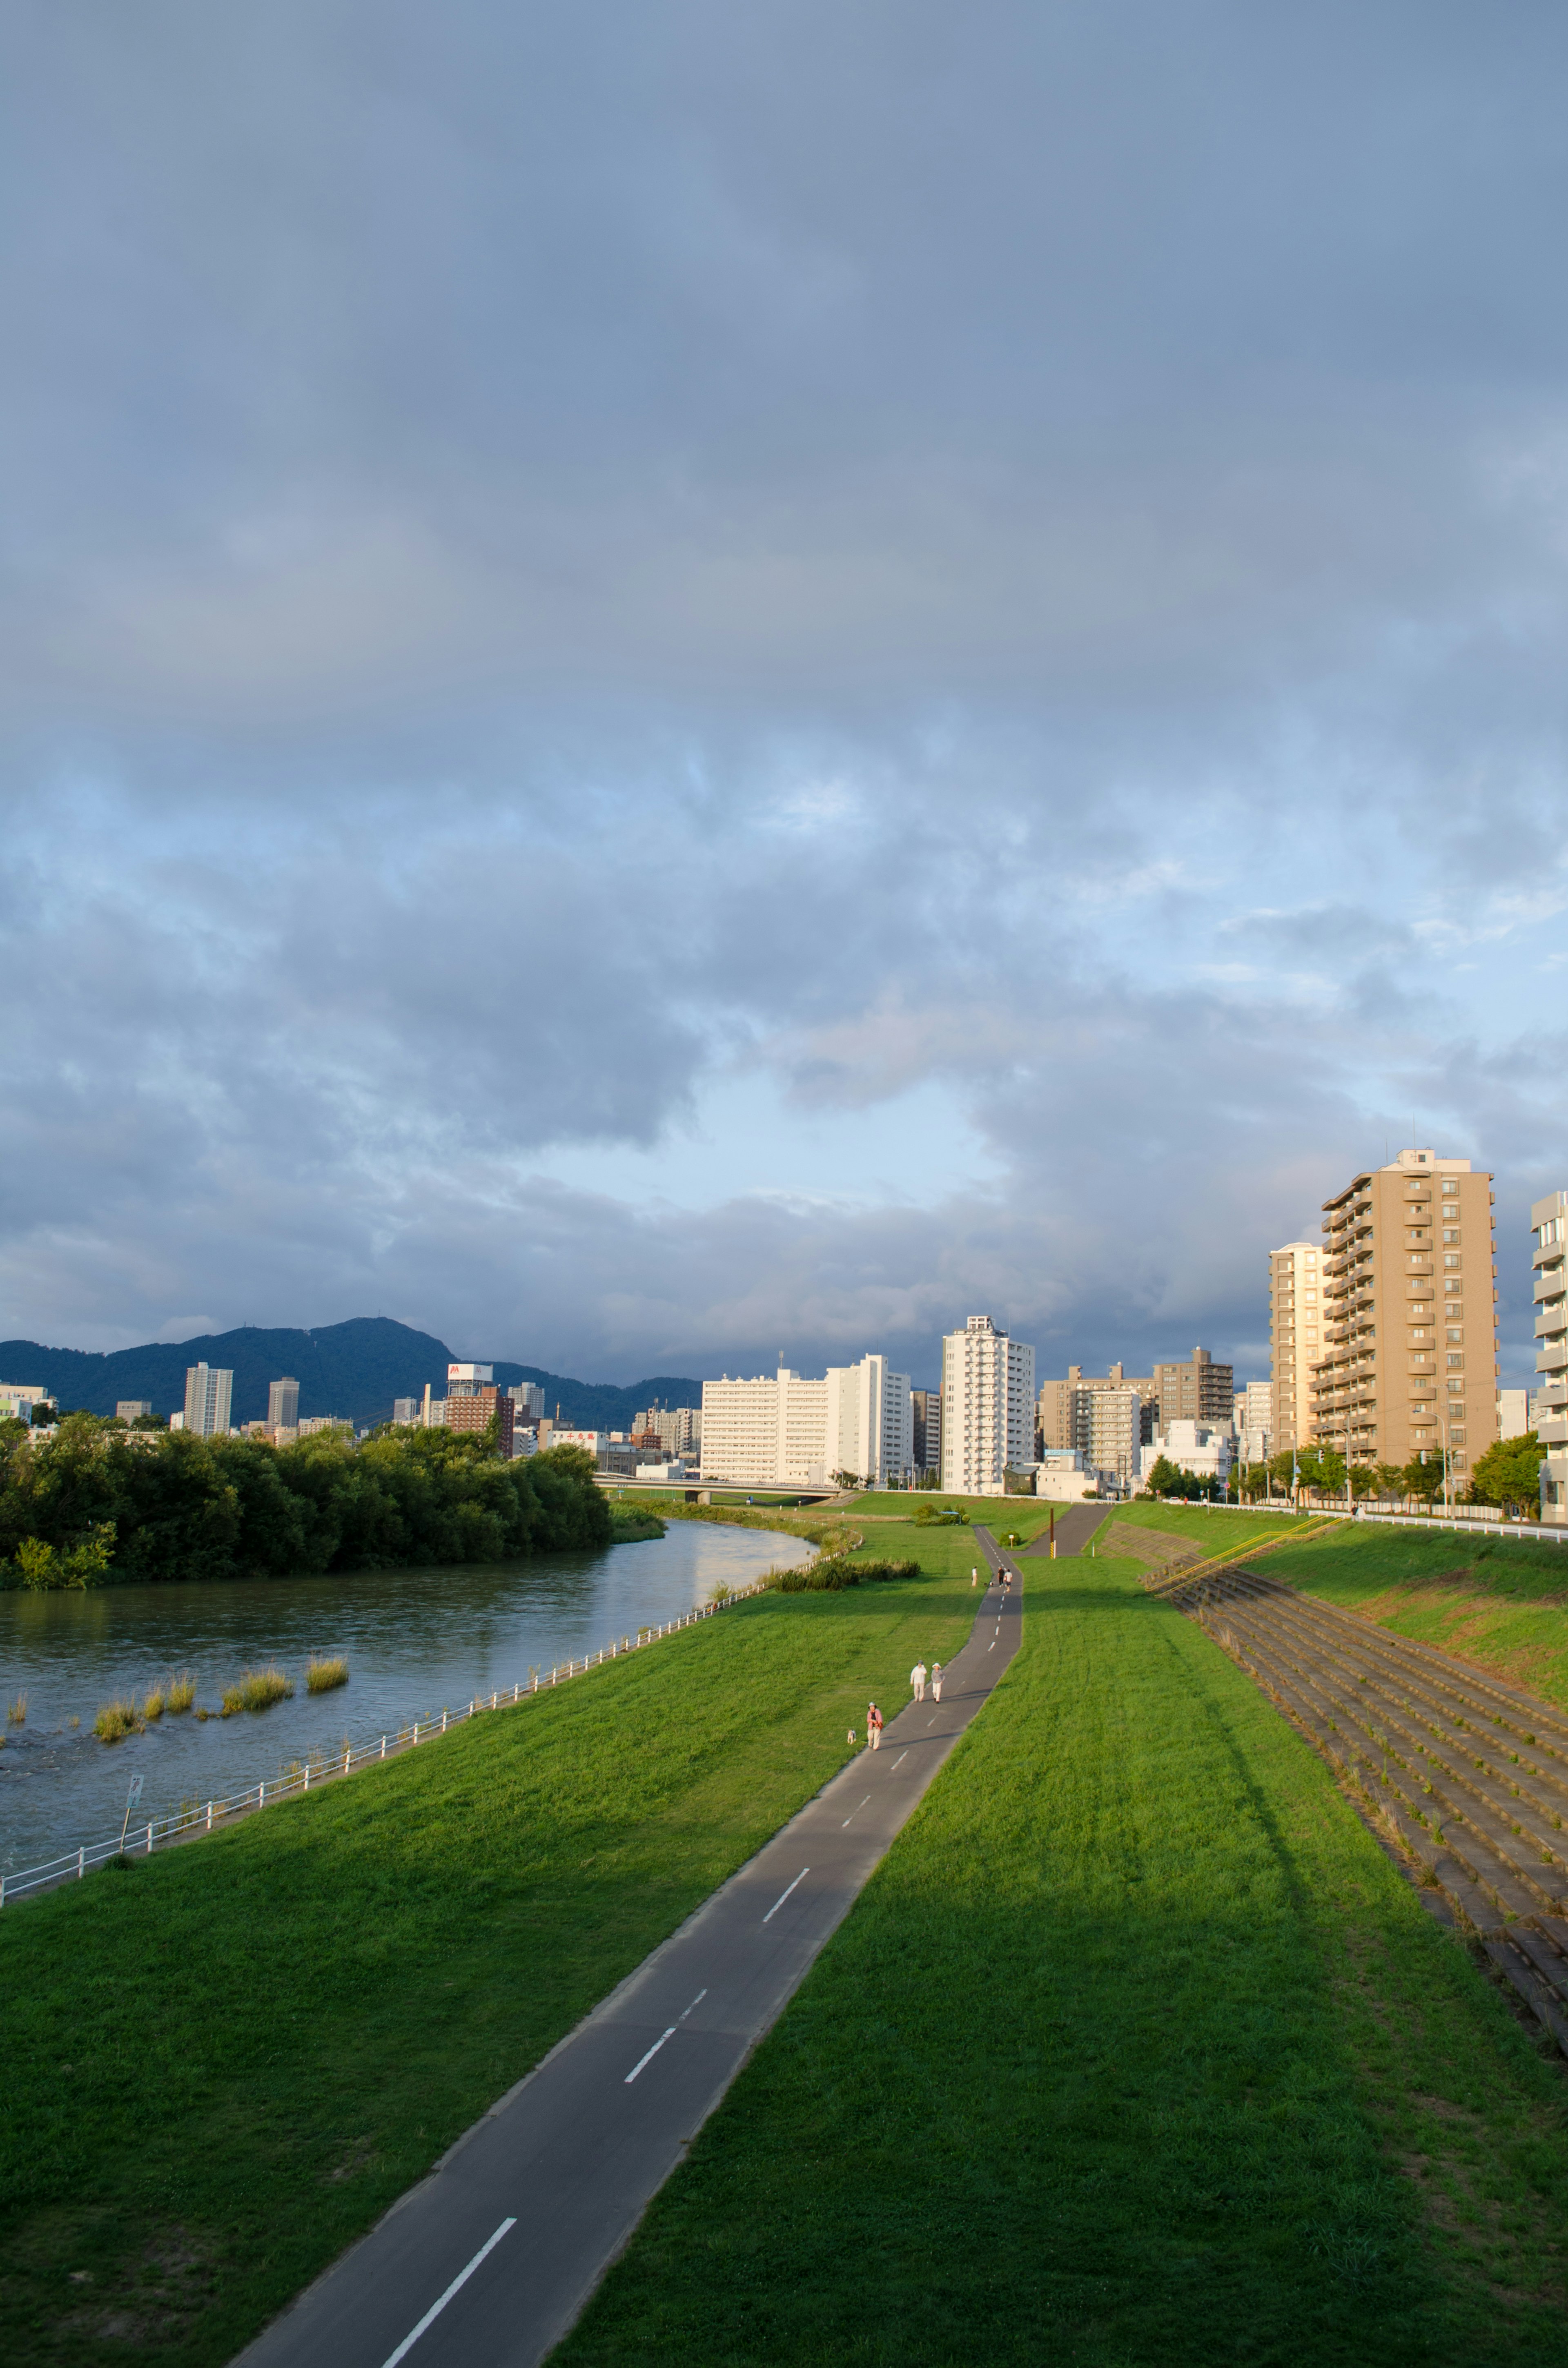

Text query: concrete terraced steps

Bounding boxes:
[1156,1561,1568,2056]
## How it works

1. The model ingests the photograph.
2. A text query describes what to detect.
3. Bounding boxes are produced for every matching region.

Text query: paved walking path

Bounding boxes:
[236,1552,1027,2368]
[1021,1502,1105,1556]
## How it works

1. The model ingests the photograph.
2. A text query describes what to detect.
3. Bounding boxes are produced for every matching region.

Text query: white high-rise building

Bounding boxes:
[701,1366,828,1487]
[183,1363,233,1438]
[1236,1378,1273,1466]
[699,1355,911,1488]
[825,1355,913,1487]
[267,1376,300,1429]
[940,1315,1036,1496]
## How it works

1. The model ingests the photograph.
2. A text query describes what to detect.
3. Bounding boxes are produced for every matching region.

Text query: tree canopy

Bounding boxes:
[0,1420,610,1587]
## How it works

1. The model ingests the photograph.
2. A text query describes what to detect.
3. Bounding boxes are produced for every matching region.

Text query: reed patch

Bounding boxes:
[305,1656,348,1695]
[220,1666,294,1716]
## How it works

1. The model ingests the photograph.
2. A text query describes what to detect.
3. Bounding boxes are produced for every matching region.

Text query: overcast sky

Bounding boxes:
[3,1,1566,1390]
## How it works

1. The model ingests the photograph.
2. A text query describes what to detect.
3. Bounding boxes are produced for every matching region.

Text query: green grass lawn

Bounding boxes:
[848,1490,1061,1541]
[1106,1499,1316,1553]
[0,1554,980,2368]
[1259,1521,1568,1712]
[555,1548,1568,2368]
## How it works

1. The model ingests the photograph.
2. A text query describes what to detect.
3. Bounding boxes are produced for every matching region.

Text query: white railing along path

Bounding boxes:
[0,1580,774,1910]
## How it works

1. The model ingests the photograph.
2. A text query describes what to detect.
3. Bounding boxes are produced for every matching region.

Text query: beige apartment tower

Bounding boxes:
[1269,1240,1325,1453]
[1310,1147,1498,1475]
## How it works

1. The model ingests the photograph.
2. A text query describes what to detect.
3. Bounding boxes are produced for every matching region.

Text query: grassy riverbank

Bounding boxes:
[1260,1519,1568,1712]
[558,1542,1568,2366]
[0,1560,974,2368]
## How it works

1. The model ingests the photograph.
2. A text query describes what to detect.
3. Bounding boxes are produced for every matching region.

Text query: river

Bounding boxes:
[0,1522,813,1876]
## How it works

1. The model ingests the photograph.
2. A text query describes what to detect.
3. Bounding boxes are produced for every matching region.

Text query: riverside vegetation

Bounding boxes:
[559,1525,1568,2368]
[0,1530,978,2367]
[0,1419,611,1586]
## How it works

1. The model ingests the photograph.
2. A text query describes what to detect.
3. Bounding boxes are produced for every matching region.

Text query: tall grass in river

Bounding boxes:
[305,1655,348,1694]
[7,1691,24,1725]
[93,1697,138,1743]
[163,1669,196,1713]
[0,1530,980,2368]
[220,1664,294,1716]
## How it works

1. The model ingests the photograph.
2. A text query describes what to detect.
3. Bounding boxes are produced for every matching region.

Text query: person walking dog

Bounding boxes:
[911,1659,928,1704]
[868,1701,883,1750]
[931,1661,943,1703]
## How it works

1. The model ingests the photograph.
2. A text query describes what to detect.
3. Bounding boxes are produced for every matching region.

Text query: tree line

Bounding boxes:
[0,1416,612,1588]
[1147,1431,1546,1511]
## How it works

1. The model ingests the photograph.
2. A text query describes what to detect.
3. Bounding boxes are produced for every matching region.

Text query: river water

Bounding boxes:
[0,1523,813,1876]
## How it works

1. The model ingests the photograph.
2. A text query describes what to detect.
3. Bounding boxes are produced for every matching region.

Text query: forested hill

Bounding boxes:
[0,1316,701,1431]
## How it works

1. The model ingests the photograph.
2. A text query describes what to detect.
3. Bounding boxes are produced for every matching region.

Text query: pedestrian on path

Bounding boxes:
[868,1702,883,1749]
[971,1566,978,1586]
[911,1659,927,1704]
[931,1661,943,1702]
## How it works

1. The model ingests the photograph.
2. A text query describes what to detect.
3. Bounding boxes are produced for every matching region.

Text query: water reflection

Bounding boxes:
[0,1523,812,1871]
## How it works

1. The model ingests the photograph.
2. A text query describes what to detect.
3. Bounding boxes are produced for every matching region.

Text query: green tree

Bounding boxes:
[1400,1447,1445,1503]
[1468,1431,1546,1514]
[1145,1455,1181,1495]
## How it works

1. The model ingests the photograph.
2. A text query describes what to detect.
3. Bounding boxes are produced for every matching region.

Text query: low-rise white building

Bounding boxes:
[1141,1419,1236,1487]
[635,1457,690,1482]
[1036,1447,1114,1502]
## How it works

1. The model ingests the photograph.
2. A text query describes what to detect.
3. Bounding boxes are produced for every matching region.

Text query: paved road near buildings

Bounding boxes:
[237,1532,1028,2368]
[1022,1502,1107,1558]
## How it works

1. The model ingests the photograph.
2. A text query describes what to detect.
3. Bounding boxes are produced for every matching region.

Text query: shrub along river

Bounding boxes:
[0,1522,813,1875]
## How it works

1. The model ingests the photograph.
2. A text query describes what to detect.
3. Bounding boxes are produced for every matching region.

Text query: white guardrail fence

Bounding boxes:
[1145,1496,1568,1540]
[0,1577,773,1909]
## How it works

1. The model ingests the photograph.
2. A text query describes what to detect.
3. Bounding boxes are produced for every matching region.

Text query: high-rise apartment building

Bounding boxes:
[940,1315,1036,1496]
[826,1355,913,1486]
[1072,1385,1143,1487]
[1037,1364,1158,1452]
[633,1403,701,1456]
[1312,1148,1497,1475]
[1153,1348,1233,1427]
[510,1381,547,1423]
[700,1358,909,1487]
[1532,1190,1568,1523]
[267,1376,300,1430]
[183,1363,233,1438]
[1269,1241,1323,1452]
[444,1362,514,1454]
[911,1388,942,1476]
[701,1366,827,1486]
[1236,1378,1273,1464]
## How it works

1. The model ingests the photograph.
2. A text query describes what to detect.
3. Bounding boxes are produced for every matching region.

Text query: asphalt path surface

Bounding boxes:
[1022,1501,1105,1557]
[236,1539,1027,2368]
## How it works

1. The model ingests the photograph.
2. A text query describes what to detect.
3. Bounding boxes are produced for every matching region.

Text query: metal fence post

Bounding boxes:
[78,1846,85,1879]
[146,1823,153,1854]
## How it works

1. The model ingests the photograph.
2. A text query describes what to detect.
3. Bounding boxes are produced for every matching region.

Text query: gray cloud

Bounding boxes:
[2,2,1567,1396]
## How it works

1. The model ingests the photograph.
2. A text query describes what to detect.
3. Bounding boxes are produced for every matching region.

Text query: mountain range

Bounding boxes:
[0,1317,702,1432]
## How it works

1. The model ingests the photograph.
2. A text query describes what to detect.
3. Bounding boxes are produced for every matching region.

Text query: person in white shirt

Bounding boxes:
[910,1659,927,1703]
[931,1661,943,1702]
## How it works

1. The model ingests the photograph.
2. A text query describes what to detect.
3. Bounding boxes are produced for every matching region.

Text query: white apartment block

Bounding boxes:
[700,1356,912,1488]
[183,1362,233,1438]
[1534,1191,1568,1523]
[1236,1377,1272,1465]
[701,1367,827,1487]
[826,1354,914,1487]
[940,1314,1036,1496]
[1269,1240,1323,1453]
